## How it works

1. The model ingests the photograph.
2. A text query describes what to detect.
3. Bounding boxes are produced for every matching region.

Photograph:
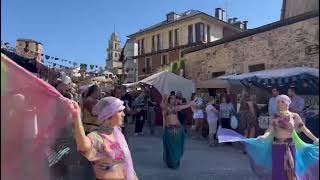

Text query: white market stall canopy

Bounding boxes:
[218,67,319,95]
[91,76,113,83]
[123,71,195,100]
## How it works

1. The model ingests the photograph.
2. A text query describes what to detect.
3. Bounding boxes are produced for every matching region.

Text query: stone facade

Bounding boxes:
[183,15,319,81]
[15,39,43,63]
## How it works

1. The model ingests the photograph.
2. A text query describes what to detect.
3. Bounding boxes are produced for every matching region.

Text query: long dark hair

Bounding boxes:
[85,85,99,98]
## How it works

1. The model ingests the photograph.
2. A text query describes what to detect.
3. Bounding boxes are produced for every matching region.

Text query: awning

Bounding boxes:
[91,76,113,83]
[217,67,319,95]
[196,79,231,89]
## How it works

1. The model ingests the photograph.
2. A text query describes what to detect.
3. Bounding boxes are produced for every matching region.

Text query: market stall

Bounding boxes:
[123,71,195,100]
[123,71,196,125]
[218,67,319,140]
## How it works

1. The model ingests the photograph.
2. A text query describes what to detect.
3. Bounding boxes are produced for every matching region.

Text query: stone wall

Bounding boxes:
[15,40,43,63]
[184,16,319,81]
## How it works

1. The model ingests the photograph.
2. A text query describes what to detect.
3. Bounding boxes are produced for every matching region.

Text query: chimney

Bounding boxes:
[232,17,238,23]
[166,12,179,22]
[215,8,223,20]
[243,21,248,30]
[221,9,227,21]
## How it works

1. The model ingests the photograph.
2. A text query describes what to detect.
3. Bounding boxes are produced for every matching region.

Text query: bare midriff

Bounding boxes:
[95,164,125,180]
[273,130,293,142]
[272,117,295,142]
[165,115,180,126]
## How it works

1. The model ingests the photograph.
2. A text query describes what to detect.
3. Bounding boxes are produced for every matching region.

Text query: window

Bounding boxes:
[152,35,155,52]
[115,53,117,57]
[156,34,161,51]
[207,25,210,42]
[195,23,205,42]
[169,30,173,48]
[248,64,265,72]
[161,54,168,66]
[141,39,145,54]
[145,57,152,74]
[188,25,193,44]
[174,29,179,46]
[211,71,225,78]
[137,40,141,55]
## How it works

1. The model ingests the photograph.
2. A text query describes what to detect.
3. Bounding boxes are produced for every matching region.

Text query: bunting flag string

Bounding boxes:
[1,42,106,72]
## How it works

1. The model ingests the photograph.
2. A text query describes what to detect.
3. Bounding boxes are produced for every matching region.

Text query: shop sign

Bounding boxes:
[305,44,319,55]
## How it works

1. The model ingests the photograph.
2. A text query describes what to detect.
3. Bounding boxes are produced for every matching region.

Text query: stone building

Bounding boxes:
[121,39,138,83]
[15,39,43,63]
[106,32,123,75]
[127,8,247,80]
[182,10,319,81]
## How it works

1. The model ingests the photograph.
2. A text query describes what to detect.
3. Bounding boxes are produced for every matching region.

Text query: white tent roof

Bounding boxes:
[102,70,114,75]
[91,76,113,83]
[123,71,195,100]
[218,67,319,80]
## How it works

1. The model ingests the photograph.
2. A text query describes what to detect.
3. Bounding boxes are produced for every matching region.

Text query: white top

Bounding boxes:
[206,104,218,123]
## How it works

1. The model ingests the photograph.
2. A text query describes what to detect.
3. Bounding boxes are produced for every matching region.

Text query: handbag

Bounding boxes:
[230,115,239,129]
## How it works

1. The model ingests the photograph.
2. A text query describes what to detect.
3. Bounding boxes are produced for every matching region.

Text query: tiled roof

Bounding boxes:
[182,10,319,55]
[127,10,242,38]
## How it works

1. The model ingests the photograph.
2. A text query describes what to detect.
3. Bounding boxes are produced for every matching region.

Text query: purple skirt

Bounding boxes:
[272,143,296,180]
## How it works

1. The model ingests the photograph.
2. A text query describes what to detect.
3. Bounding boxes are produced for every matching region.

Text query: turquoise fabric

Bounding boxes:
[218,128,319,179]
[162,127,185,169]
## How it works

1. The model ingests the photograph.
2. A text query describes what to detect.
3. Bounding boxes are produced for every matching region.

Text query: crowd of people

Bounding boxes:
[4,63,317,180]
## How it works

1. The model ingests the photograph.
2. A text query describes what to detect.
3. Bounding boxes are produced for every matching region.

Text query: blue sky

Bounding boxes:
[1,0,282,67]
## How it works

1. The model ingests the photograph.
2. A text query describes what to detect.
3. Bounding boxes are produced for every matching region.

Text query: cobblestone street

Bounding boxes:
[128,129,259,180]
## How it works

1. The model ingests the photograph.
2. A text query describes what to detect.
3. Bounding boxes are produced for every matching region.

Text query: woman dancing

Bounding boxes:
[218,95,319,180]
[71,97,137,180]
[161,94,195,169]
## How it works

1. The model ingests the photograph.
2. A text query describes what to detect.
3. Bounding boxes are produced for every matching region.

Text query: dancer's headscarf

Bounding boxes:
[275,94,291,108]
[92,97,136,180]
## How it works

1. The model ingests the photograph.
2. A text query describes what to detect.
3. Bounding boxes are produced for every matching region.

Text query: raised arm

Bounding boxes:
[176,100,195,111]
[160,94,168,109]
